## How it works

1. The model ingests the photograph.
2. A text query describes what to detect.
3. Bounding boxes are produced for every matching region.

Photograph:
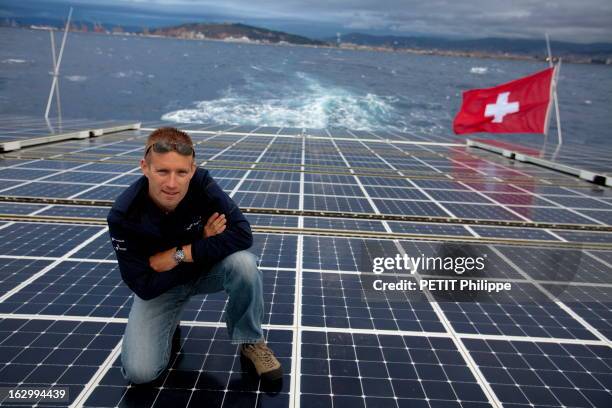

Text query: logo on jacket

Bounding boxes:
[185,218,202,232]
[111,237,127,251]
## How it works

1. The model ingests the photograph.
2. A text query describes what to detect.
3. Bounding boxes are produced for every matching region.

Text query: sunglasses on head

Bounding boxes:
[144,141,195,157]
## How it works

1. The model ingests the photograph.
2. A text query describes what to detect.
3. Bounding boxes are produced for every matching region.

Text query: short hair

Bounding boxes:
[144,127,194,162]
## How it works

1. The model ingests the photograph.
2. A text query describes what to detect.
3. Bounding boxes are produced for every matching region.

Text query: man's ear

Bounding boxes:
[140,158,148,175]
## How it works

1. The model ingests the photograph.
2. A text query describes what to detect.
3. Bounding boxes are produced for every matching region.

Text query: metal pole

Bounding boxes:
[545,33,553,67]
[541,33,553,155]
[552,59,563,158]
[48,30,62,125]
[45,7,72,118]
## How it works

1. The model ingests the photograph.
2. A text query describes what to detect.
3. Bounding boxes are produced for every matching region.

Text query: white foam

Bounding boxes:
[470,67,488,74]
[2,59,27,64]
[162,71,398,131]
[112,70,143,78]
[65,75,87,82]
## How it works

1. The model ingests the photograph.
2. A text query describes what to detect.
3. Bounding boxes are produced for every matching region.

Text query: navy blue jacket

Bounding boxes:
[107,167,253,300]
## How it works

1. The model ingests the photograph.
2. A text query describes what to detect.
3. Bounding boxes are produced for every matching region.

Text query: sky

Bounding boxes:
[2,0,612,43]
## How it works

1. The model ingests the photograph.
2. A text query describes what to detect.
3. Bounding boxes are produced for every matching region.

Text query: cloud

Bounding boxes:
[18,0,612,42]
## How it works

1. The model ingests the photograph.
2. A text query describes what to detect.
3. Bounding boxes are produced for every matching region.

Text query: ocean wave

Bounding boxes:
[112,70,144,78]
[65,75,87,82]
[162,72,398,130]
[2,59,27,64]
[470,67,488,74]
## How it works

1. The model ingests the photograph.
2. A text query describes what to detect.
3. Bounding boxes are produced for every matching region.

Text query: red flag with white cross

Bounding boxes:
[453,67,556,135]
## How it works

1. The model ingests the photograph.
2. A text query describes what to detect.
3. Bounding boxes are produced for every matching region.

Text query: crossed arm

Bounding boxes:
[148,212,227,273]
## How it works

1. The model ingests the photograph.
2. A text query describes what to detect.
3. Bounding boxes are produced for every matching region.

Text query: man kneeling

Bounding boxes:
[107,127,282,384]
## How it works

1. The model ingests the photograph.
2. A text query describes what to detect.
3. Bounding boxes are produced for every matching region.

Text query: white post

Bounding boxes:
[48,30,62,128]
[541,33,553,155]
[45,7,72,118]
[545,33,553,68]
[552,59,563,158]
[545,33,563,157]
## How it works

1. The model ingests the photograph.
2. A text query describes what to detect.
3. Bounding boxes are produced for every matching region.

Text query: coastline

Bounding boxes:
[6,25,611,66]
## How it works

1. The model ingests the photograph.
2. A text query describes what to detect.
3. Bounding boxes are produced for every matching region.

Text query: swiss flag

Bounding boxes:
[453,67,555,135]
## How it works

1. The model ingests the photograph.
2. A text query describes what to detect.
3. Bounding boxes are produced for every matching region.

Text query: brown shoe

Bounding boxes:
[240,342,283,382]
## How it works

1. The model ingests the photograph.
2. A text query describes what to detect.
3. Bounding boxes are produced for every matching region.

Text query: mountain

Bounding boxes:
[150,23,327,46]
[332,33,612,61]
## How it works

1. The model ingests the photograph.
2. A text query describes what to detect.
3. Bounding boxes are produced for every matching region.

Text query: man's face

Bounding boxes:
[140,151,196,212]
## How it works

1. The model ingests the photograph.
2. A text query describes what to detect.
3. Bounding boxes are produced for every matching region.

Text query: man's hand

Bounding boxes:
[149,247,178,273]
[203,212,226,238]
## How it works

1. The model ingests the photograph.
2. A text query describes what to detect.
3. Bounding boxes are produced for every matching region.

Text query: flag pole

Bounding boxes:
[542,33,553,154]
[545,33,563,158]
[551,58,563,158]
[45,7,72,119]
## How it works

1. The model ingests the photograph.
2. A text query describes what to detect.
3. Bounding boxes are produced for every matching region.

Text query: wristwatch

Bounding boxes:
[174,246,185,264]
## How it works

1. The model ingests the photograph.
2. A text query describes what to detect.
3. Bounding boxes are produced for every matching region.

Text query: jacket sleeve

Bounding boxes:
[107,211,183,301]
[190,171,253,269]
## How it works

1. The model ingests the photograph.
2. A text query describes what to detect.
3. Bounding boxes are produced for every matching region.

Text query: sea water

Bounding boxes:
[1,27,610,146]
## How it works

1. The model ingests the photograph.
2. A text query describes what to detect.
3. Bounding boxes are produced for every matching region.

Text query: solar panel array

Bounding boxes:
[0,118,610,408]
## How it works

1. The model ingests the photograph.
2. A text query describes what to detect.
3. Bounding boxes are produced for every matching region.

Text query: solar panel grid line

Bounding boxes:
[0,157,44,171]
[287,137,307,408]
[456,182,535,223]
[0,313,298,335]
[304,265,565,285]
[229,136,281,197]
[0,227,107,304]
[289,236,304,408]
[563,186,612,205]
[411,146,487,179]
[199,133,252,167]
[69,339,123,408]
[0,313,126,324]
[584,251,612,269]
[357,139,459,221]
[0,253,59,262]
[57,138,160,196]
[463,225,482,239]
[544,228,569,242]
[154,326,221,407]
[2,204,611,237]
[508,184,609,226]
[464,338,611,408]
[489,246,612,346]
[333,268,403,408]
[455,331,609,346]
[388,240,504,407]
[298,325,453,340]
[0,137,144,195]
[0,318,124,405]
[531,280,612,288]
[444,150,608,202]
[304,255,372,406]
[328,138,385,219]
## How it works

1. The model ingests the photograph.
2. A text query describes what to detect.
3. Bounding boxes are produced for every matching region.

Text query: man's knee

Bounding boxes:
[121,352,166,384]
[224,250,261,284]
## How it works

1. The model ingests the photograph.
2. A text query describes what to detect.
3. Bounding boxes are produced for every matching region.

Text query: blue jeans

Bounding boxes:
[120,250,264,384]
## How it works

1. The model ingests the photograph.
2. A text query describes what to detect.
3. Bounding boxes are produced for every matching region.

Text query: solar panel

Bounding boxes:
[300,331,489,407]
[496,246,611,284]
[0,318,124,404]
[0,122,610,408]
[464,338,612,407]
[82,328,293,407]
[0,223,103,257]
